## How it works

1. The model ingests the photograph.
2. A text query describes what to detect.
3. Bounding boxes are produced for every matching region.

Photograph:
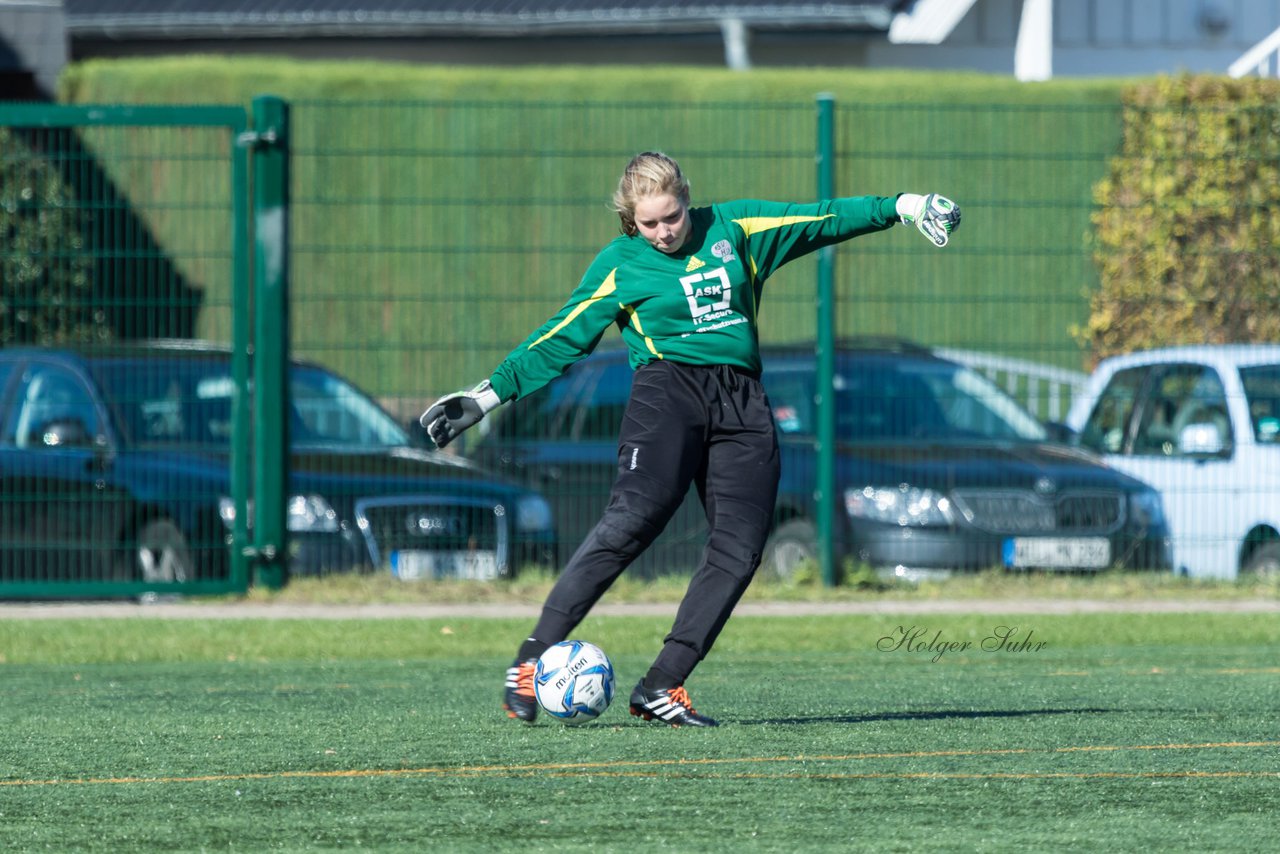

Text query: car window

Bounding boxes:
[488,360,602,443]
[4,363,99,449]
[94,360,232,445]
[1240,365,1280,445]
[925,365,1046,440]
[289,367,407,447]
[1131,364,1230,457]
[764,357,1045,442]
[839,365,947,439]
[490,384,559,442]
[1079,366,1148,454]
[93,358,407,448]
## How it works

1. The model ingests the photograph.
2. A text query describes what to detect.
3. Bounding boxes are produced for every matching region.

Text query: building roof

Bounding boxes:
[63,1,903,39]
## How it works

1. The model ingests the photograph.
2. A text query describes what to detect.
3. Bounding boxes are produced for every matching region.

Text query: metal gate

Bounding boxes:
[0,101,284,599]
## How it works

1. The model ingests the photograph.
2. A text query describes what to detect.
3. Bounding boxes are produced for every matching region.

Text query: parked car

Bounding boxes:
[468,341,1171,581]
[1065,344,1280,580]
[0,341,556,585]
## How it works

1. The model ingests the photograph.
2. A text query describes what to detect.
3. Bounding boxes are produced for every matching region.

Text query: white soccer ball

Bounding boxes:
[534,640,616,722]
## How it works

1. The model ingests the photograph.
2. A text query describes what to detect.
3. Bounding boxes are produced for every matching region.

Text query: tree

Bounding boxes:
[1,127,112,345]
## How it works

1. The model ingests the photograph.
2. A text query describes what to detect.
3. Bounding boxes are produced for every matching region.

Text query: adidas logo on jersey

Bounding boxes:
[685,256,705,272]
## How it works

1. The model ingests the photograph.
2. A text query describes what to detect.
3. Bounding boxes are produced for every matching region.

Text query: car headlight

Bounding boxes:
[1129,488,1165,527]
[515,494,554,533]
[288,495,340,533]
[845,484,954,527]
[217,495,339,533]
[218,496,238,529]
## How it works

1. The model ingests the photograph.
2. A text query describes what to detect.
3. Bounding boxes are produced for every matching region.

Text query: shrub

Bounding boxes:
[1081,74,1280,363]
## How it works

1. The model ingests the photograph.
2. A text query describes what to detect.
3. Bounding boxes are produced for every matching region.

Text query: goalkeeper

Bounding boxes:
[421,151,960,727]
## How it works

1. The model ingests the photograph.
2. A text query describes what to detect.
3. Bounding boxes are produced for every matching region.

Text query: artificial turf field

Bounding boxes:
[2,609,1277,852]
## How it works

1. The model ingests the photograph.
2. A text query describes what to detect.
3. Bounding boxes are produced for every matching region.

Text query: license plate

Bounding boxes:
[390,550,500,581]
[1002,537,1111,570]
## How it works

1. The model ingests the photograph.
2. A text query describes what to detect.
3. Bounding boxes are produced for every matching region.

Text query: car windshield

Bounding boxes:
[92,358,409,449]
[765,356,1048,443]
[1240,364,1280,444]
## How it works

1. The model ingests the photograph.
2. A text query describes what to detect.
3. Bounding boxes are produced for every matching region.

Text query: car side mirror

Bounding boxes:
[1041,420,1077,444]
[36,418,95,449]
[405,417,434,450]
[1177,421,1226,456]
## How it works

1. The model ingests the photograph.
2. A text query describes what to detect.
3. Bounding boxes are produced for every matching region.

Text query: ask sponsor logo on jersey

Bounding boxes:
[679,258,744,335]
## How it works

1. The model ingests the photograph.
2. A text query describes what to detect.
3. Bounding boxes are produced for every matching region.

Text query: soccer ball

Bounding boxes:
[534,640,616,722]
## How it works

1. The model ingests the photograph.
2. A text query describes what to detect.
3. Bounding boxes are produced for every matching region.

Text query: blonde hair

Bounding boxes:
[612,151,690,237]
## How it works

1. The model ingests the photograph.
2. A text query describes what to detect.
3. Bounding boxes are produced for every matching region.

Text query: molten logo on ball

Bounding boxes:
[534,640,616,722]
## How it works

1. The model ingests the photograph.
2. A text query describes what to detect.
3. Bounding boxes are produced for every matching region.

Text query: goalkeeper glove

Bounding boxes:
[897,193,961,248]
[419,379,502,449]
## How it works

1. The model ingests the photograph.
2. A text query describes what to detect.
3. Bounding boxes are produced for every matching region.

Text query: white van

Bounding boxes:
[1066,345,1280,579]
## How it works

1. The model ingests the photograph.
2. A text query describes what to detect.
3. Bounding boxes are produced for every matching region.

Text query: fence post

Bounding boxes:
[229,109,253,591]
[815,93,838,587]
[249,94,291,589]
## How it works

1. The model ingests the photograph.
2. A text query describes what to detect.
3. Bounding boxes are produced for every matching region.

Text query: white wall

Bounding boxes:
[0,0,67,97]
[870,0,1280,77]
[40,0,1280,82]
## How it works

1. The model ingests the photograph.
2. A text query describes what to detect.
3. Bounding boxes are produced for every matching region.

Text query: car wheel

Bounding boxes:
[1241,542,1280,580]
[761,519,818,581]
[133,519,193,583]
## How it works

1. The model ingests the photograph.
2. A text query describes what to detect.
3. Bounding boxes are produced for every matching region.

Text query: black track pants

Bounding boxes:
[527,359,780,684]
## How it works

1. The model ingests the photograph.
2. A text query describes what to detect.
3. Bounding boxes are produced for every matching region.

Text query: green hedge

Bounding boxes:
[60,56,1128,107]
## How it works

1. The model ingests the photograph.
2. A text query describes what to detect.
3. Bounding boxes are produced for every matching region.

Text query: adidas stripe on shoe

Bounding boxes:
[628,681,718,727]
[503,659,538,721]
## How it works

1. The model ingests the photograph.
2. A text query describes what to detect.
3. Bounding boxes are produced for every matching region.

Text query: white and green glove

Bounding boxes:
[897,193,961,248]
[419,379,502,449]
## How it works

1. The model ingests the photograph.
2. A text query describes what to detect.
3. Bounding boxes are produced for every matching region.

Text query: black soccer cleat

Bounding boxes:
[628,681,718,727]
[503,658,539,722]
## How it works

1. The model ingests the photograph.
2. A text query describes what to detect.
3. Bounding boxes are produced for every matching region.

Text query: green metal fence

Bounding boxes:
[284,97,1119,414]
[0,103,256,598]
[282,96,1120,583]
[5,93,1224,594]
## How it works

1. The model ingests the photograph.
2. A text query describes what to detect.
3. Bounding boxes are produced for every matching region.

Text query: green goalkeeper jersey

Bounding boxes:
[488,195,900,402]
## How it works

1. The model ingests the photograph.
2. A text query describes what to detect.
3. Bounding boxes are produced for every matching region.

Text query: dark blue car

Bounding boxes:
[468,342,1172,581]
[0,342,556,585]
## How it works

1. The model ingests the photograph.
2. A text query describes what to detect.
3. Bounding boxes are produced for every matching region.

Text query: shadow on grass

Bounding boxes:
[731,707,1114,726]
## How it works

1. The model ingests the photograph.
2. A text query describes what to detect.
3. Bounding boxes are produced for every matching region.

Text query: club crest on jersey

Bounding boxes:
[711,240,735,263]
[685,256,705,272]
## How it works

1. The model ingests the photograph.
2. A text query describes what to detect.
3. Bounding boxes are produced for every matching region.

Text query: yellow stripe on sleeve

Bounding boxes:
[528,269,617,349]
[732,214,835,235]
